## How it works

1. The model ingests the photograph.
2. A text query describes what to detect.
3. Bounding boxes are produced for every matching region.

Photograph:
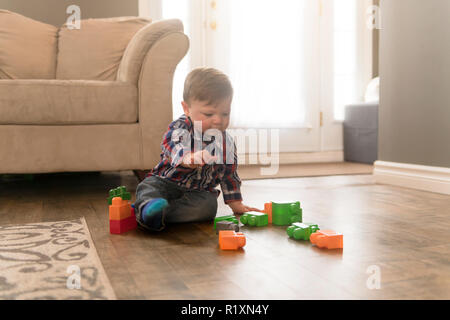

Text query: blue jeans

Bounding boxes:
[135,175,219,231]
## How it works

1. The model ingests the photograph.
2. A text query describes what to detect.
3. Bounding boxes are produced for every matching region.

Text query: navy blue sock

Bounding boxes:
[142,198,169,229]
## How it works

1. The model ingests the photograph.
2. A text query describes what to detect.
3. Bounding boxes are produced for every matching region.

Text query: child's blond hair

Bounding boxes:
[183,67,233,106]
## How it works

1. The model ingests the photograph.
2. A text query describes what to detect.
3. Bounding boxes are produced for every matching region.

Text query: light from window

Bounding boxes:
[333,0,358,121]
[228,0,307,128]
[162,0,190,119]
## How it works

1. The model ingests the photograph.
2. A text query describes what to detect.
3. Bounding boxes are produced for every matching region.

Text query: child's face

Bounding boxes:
[181,98,231,132]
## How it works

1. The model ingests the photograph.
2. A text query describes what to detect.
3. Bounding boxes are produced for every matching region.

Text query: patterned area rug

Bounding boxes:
[0,217,116,300]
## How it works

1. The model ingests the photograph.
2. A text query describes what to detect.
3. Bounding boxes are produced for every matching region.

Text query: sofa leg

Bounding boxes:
[133,170,150,182]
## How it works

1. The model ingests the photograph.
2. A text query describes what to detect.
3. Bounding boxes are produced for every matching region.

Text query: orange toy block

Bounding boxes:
[109,197,132,221]
[219,230,246,250]
[263,202,272,224]
[310,230,343,249]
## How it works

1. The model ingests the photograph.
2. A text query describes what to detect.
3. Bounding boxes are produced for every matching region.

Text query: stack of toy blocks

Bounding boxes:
[240,211,269,227]
[310,230,343,249]
[271,201,302,226]
[107,186,131,205]
[216,220,239,234]
[213,215,239,230]
[218,230,246,250]
[109,196,137,234]
[286,222,320,241]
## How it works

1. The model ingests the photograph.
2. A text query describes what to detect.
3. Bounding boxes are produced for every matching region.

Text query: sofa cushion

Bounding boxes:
[56,17,151,81]
[0,10,58,79]
[0,80,138,125]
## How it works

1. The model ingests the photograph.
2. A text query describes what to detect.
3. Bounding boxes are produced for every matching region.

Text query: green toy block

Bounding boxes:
[214,215,239,230]
[271,201,302,226]
[240,212,269,227]
[107,186,131,205]
[286,222,319,240]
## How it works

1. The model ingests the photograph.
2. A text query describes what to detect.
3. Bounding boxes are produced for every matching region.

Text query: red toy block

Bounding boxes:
[110,215,137,234]
[219,230,246,250]
[109,197,132,221]
[310,230,343,249]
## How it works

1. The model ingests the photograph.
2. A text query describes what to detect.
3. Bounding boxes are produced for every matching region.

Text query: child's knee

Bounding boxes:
[195,193,218,221]
[205,195,218,217]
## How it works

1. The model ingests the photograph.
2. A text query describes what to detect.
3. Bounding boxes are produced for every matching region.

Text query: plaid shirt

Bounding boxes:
[147,114,242,204]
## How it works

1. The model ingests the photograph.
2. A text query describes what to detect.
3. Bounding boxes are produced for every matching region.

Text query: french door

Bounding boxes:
[144,0,372,154]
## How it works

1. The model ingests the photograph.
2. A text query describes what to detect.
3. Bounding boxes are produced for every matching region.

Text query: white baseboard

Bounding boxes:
[238,151,344,165]
[374,161,450,195]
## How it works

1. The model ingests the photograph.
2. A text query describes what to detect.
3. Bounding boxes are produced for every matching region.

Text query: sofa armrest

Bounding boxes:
[117,19,185,84]
[135,28,189,169]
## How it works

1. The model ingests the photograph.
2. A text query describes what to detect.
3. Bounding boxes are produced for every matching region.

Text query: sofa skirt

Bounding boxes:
[0,123,145,173]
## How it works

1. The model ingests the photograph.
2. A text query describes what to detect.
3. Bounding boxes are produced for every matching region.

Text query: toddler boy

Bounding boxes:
[135,67,258,231]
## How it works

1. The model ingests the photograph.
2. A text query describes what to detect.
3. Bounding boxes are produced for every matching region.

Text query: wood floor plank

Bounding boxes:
[1,169,449,299]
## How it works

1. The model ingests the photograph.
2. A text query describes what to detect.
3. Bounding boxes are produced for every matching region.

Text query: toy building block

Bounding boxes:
[107,186,131,205]
[271,201,302,226]
[109,197,132,221]
[216,220,239,234]
[286,222,320,241]
[263,202,273,224]
[240,211,269,227]
[214,215,239,229]
[109,197,136,234]
[310,230,343,249]
[110,215,137,234]
[218,230,246,250]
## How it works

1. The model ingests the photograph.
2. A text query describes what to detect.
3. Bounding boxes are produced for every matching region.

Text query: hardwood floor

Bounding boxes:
[0,169,449,299]
[237,162,373,180]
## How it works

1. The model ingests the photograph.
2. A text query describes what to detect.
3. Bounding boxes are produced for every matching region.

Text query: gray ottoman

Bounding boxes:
[343,103,378,164]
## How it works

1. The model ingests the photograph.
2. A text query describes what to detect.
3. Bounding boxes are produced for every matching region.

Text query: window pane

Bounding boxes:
[334,74,357,120]
[228,0,307,128]
[162,0,190,120]
[333,0,358,121]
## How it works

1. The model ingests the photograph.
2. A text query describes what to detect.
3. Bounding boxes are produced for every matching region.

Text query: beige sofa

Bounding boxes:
[0,10,189,174]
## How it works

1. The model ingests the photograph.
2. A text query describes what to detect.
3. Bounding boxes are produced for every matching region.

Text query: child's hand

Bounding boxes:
[181,150,218,169]
[227,201,261,215]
